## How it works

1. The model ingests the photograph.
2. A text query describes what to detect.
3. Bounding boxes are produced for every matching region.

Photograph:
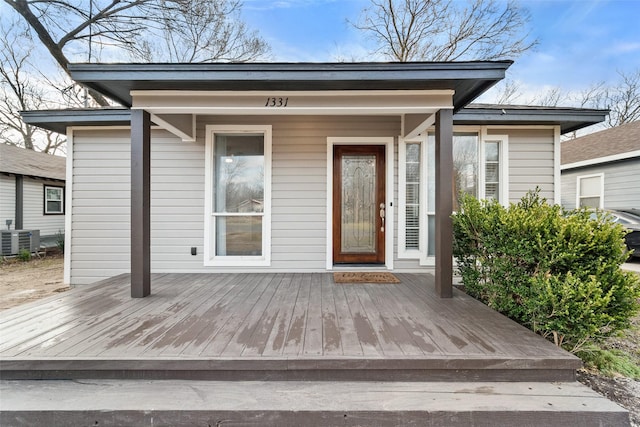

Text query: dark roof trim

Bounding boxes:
[68,61,512,109]
[21,108,133,134]
[22,103,607,135]
[453,104,609,134]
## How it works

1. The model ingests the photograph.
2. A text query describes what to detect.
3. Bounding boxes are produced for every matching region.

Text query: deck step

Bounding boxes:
[0,379,629,427]
[0,356,579,382]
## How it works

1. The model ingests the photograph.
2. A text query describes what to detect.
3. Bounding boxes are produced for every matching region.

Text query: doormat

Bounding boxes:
[333,272,400,284]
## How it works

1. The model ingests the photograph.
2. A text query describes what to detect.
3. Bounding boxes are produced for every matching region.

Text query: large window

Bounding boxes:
[577,174,603,208]
[399,131,506,261]
[205,126,271,266]
[44,185,64,215]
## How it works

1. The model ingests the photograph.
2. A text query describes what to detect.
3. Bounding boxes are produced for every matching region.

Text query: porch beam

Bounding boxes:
[131,109,151,298]
[435,109,453,298]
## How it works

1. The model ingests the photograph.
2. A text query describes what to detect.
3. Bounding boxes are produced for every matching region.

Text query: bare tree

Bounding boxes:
[4,0,269,106]
[493,79,522,105]
[352,0,536,62]
[0,21,65,153]
[135,1,269,63]
[603,69,640,127]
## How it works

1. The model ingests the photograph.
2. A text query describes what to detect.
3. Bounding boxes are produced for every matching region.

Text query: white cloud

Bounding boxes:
[610,42,640,54]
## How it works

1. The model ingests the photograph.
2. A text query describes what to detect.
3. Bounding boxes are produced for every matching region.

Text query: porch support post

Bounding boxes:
[435,109,453,298]
[131,109,151,298]
[15,175,23,229]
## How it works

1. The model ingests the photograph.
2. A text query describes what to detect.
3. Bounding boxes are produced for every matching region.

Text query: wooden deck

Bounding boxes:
[0,273,580,381]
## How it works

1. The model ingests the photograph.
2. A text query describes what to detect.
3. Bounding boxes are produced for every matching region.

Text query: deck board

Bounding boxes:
[0,272,581,381]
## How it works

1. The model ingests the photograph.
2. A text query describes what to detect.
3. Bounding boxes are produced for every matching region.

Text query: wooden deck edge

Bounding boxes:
[1,368,577,382]
[0,380,630,427]
[0,356,582,372]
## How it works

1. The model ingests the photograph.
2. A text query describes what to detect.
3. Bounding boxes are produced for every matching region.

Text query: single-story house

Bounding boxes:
[561,120,640,209]
[21,62,607,296]
[0,143,66,252]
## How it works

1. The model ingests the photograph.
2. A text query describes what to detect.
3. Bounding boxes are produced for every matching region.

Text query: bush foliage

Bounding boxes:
[452,190,640,353]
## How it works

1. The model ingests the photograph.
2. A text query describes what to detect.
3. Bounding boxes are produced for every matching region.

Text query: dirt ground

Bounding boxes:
[0,252,68,311]
[1,255,638,424]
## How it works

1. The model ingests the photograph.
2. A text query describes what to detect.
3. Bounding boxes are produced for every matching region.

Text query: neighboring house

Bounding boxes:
[0,143,66,250]
[21,62,606,290]
[561,121,640,209]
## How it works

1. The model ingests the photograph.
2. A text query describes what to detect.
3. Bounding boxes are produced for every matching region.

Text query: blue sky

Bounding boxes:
[243,0,640,96]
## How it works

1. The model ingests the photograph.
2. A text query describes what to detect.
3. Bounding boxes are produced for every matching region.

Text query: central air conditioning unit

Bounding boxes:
[0,230,40,256]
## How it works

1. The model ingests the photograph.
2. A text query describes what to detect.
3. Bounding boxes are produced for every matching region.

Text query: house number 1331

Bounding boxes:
[265,97,289,107]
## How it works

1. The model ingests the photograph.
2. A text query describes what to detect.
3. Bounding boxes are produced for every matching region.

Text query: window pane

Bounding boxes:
[580,197,600,208]
[453,133,478,208]
[214,134,264,213]
[485,142,499,162]
[47,201,62,213]
[216,216,262,256]
[47,188,62,201]
[485,163,499,183]
[580,176,601,196]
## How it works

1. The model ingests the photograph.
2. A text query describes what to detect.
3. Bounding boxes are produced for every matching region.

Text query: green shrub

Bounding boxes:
[452,190,640,353]
[17,249,31,262]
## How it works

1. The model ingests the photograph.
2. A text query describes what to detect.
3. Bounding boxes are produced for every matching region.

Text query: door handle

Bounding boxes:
[379,203,385,232]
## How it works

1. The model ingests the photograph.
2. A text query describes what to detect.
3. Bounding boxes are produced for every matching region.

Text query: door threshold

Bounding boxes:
[331,264,389,271]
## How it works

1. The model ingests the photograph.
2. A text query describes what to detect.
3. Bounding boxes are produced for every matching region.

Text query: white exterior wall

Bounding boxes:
[70,129,132,284]
[561,159,640,209]
[0,175,15,229]
[22,177,65,237]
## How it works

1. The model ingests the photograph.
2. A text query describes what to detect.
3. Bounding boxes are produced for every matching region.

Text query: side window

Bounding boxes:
[577,174,603,208]
[44,185,64,215]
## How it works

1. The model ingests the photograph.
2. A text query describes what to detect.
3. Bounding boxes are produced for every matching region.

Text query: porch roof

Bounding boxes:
[67,61,512,109]
[22,104,608,135]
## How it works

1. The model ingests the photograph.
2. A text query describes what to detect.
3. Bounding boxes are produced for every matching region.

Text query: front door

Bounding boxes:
[333,145,386,264]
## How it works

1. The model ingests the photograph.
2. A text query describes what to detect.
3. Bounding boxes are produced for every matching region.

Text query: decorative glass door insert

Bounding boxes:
[333,146,385,264]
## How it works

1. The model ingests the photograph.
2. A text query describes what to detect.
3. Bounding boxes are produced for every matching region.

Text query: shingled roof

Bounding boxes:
[0,144,66,181]
[561,121,640,166]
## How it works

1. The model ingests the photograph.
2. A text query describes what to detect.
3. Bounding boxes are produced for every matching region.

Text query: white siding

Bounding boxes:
[70,129,131,284]
[0,175,15,228]
[488,128,556,203]
[561,159,640,209]
[22,178,65,237]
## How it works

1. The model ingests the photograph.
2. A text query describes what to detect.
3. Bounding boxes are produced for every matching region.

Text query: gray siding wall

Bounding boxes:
[69,122,560,284]
[0,175,15,228]
[71,129,131,284]
[488,128,556,203]
[561,159,640,209]
[22,177,65,237]
[69,117,400,284]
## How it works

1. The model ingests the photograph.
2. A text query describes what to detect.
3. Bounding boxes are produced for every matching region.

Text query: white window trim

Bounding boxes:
[326,137,394,270]
[576,173,604,209]
[398,137,423,259]
[204,125,272,267]
[480,129,509,206]
[44,185,64,215]
[396,128,510,266]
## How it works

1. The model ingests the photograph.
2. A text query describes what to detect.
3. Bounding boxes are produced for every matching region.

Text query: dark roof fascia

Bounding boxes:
[453,105,609,134]
[22,104,608,135]
[21,108,132,134]
[67,61,513,110]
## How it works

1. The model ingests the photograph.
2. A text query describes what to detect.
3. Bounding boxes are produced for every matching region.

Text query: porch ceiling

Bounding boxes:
[67,61,512,110]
